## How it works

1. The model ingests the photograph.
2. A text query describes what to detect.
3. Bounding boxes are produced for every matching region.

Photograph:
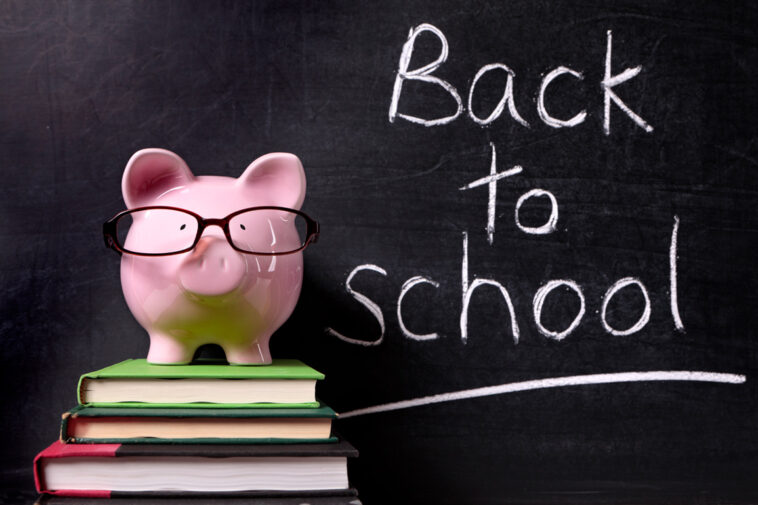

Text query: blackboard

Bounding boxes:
[1,1,757,503]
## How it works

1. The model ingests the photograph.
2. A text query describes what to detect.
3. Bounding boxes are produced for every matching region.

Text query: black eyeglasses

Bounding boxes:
[103,206,319,256]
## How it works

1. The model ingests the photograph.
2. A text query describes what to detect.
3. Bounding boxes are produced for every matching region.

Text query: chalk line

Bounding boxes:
[338,371,745,419]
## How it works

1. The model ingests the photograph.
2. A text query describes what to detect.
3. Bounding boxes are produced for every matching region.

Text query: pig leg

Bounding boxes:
[147,332,196,364]
[224,337,272,365]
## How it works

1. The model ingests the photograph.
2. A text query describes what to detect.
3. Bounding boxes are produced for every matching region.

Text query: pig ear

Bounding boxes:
[122,149,194,209]
[238,153,306,210]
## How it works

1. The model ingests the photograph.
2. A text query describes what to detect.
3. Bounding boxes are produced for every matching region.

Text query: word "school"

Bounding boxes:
[327,219,684,347]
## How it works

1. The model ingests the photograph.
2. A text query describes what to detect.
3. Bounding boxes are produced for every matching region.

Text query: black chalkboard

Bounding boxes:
[1,1,757,503]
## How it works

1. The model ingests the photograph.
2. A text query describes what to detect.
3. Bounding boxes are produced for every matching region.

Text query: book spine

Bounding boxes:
[76,376,87,405]
[33,447,45,493]
[34,442,120,493]
[59,412,72,444]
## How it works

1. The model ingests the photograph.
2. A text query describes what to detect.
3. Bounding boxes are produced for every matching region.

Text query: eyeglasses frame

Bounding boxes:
[103,205,319,257]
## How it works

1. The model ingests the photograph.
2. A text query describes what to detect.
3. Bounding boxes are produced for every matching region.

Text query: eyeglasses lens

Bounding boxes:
[117,209,199,255]
[229,209,307,254]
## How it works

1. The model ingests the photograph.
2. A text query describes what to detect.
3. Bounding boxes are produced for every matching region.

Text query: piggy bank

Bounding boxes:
[103,148,318,365]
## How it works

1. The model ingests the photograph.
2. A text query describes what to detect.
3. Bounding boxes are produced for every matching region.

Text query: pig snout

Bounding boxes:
[178,237,246,296]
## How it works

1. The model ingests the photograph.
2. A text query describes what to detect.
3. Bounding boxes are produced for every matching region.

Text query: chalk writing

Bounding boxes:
[538,66,587,128]
[326,264,387,346]
[514,189,559,235]
[460,231,520,344]
[603,30,654,135]
[389,23,462,126]
[390,23,653,133]
[326,21,738,418]
[468,63,529,126]
[670,215,685,332]
[459,143,523,244]
[533,279,586,340]
[601,277,651,336]
[398,276,441,341]
[330,227,684,345]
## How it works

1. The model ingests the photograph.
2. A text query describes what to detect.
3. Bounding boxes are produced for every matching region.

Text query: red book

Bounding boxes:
[34,440,357,497]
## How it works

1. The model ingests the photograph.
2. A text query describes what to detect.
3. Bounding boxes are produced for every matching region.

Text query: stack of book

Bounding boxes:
[33,358,359,504]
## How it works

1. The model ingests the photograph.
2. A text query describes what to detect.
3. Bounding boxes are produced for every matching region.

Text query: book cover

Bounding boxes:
[61,404,338,444]
[77,359,324,408]
[34,440,358,497]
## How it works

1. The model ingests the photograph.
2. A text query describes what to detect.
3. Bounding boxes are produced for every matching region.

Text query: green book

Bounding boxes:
[78,359,324,408]
[61,404,338,444]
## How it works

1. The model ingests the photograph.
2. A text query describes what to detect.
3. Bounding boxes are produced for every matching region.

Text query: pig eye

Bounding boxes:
[180,224,187,230]
[240,224,246,230]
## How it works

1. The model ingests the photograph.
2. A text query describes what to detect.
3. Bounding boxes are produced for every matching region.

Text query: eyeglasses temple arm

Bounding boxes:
[103,222,124,256]
[310,220,320,244]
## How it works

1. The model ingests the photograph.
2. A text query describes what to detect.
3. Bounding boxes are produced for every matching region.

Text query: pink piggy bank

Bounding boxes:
[103,149,318,365]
